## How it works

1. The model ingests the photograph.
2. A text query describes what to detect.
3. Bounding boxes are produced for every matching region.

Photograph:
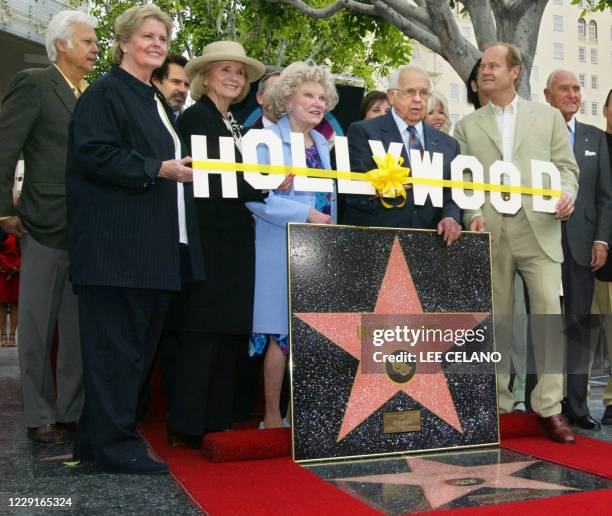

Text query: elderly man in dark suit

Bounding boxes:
[544,70,612,431]
[0,10,98,443]
[342,65,462,245]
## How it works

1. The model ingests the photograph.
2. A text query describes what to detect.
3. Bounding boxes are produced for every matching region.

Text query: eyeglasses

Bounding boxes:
[390,88,430,99]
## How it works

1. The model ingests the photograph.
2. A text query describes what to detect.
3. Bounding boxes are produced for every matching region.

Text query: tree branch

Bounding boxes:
[462,0,497,49]
[377,0,430,26]
[264,0,375,18]
[370,0,443,55]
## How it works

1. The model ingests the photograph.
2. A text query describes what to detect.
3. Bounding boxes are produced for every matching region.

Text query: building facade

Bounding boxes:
[409,1,611,131]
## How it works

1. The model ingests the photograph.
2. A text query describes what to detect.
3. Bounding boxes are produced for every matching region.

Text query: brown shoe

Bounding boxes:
[539,414,576,444]
[28,424,66,444]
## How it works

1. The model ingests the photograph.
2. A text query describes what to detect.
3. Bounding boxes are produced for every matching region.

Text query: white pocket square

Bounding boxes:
[585,150,596,156]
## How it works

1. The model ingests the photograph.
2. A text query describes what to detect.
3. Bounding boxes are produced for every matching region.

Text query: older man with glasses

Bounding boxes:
[341,65,462,245]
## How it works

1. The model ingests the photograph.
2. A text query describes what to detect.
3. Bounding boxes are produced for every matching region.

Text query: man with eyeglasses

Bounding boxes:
[454,43,579,444]
[342,65,462,246]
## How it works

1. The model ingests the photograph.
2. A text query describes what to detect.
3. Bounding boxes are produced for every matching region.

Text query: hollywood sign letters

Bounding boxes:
[191,129,564,214]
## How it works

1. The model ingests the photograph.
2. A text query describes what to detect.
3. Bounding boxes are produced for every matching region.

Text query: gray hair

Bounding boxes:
[257,71,282,96]
[546,69,578,90]
[388,65,431,90]
[45,10,98,62]
[426,91,451,133]
[269,61,339,121]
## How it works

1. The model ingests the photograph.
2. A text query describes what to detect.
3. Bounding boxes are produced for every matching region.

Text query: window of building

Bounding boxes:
[591,75,598,90]
[531,65,539,82]
[578,73,586,88]
[591,47,598,64]
[553,42,564,59]
[578,46,586,62]
[450,114,459,127]
[552,0,562,4]
[411,48,420,61]
[553,15,563,32]
[461,26,471,40]
[578,18,586,40]
[579,102,586,115]
[450,83,459,101]
[591,102,598,116]
[589,20,598,42]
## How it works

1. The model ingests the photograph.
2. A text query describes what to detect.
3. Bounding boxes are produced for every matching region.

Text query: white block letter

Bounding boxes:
[192,135,238,198]
[490,161,521,214]
[241,129,285,190]
[410,150,443,207]
[531,160,561,214]
[450,155,485,210]
[335,136,375,195]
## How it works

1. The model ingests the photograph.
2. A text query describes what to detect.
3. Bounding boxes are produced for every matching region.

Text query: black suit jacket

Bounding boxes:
[0,66,77,249]
[564,121,612,268]
[66,65,203,290]
[341,111,461,229]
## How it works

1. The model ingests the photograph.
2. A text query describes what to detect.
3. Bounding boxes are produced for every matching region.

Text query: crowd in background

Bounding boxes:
[0,4,611,474]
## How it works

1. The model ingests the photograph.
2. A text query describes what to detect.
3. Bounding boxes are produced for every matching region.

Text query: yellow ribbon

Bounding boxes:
[191,153,562,201]
[365,154,411,208]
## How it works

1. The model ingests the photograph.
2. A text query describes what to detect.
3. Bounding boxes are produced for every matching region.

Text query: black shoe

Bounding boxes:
[569,414,601,431]
[167,426,202,449]
[105,455,169,475]
[602,406,612,425]
[72,442,95,463]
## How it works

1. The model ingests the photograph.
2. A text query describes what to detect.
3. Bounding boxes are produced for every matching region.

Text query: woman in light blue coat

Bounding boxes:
[246,62,338,428]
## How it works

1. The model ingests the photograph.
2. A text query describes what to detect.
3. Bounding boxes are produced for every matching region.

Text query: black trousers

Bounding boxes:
[168,332,243,435]
[75,285,171,466]
[561,226,596,418]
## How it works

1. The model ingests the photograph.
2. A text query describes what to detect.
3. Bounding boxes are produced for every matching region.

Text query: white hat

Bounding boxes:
[185,40,265,83]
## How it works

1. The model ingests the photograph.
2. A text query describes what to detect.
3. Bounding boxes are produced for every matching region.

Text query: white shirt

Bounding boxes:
[391,108,425,153]
[262,115,275,128]
[155,95,188,245]
[491,93,519,163]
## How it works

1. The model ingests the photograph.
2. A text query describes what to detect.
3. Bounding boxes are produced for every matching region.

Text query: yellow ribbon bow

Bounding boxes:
[365,153,412,208]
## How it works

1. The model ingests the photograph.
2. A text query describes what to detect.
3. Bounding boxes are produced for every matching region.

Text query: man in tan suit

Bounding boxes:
[454,43,579,443]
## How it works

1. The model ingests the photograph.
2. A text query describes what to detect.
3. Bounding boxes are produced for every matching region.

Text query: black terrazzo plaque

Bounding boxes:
[288,224,498,462]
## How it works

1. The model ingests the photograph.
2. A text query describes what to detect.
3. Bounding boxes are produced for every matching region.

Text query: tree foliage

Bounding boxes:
[261,0,612,97]
[73,0,412,88]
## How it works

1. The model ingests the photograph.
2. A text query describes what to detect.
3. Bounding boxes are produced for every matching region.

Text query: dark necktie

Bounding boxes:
[407,125,424,157]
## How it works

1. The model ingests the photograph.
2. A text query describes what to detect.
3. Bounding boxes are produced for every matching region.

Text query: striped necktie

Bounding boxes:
[567,124,575,150]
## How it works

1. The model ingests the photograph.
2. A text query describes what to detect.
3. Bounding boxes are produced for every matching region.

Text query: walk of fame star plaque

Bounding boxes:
[288,224,499,462]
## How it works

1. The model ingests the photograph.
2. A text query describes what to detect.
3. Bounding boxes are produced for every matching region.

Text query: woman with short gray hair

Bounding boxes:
[247,61,338,429]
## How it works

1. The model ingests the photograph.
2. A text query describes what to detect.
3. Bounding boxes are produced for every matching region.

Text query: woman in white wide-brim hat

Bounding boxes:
[166,41,277,448]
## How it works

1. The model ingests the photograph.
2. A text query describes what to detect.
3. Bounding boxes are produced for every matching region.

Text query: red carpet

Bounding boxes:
[141,421,379,516]
[140,413,612,515]
[498,413,612,479]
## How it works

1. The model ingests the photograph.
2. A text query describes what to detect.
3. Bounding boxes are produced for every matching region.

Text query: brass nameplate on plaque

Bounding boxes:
[383,410,421,433]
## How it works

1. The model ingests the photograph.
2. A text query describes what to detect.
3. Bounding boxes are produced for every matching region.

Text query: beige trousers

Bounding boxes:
[492,210,565,417]
[591,279,612,407]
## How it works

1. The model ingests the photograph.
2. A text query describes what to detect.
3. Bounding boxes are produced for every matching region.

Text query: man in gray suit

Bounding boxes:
[544,70,612,431]
[0,11,98,443]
